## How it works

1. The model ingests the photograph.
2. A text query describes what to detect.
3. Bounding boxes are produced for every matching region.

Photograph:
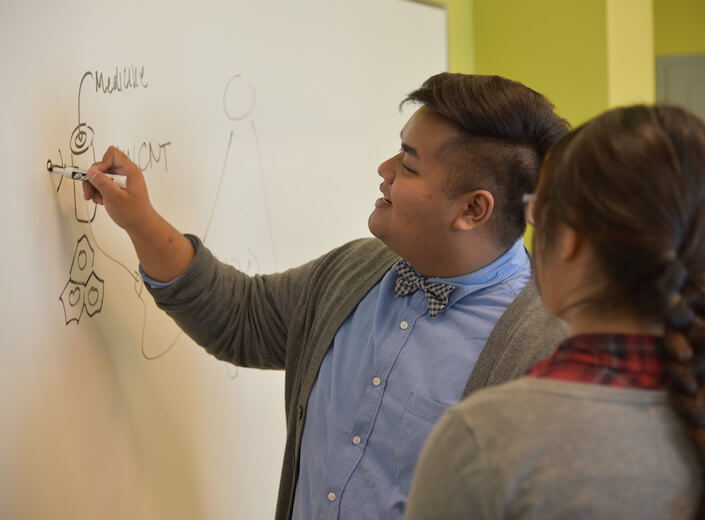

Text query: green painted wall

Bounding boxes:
[654,0,705,55]
[607,0,654,106]
[472,0,608,126]
[435,0,656,123]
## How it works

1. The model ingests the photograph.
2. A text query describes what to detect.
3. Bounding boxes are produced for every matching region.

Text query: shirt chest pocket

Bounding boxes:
[393,392,449,494]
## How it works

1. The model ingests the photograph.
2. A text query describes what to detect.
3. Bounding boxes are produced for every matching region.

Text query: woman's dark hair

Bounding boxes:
[533,104,705,517]
[403,73,569,248]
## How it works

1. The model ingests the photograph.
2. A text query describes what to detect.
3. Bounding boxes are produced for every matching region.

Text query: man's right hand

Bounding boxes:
[84,146,195,283]
[84,146,158,235]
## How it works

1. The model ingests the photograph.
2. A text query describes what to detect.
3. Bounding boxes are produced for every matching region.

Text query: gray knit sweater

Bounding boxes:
[406,377,703,519]
[148,236,568,520]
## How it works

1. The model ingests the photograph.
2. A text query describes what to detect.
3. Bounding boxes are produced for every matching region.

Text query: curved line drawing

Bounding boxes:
[222,74,256,121]
[203,131,235,243]
[206,74,277,380]
[77,71,93,132]
[250,121,277,267]
[72,72,95,156]
[81,199,181,359]
[52,151,65,192]
[227,365,239,380]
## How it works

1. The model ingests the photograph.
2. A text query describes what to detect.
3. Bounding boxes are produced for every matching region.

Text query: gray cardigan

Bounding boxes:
[406,377,703,519]
[148,236,567,520]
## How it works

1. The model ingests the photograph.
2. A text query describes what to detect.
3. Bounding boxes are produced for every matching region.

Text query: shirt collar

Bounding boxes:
[528,333,667,390]
[427,239,529,287]
[393,239,530,308]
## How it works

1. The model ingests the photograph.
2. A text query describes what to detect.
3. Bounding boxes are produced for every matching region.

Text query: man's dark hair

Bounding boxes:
[403,72,569,248]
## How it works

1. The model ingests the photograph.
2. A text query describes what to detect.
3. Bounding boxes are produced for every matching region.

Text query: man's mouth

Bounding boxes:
[375,195,392,208]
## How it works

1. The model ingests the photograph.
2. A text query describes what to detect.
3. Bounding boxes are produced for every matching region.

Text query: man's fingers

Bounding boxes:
[87,170,122,199]
[83,178,104,205]
[82,180,94,201]
[87,147,121,174]
[99,146,121,171]
[88,146,141,185]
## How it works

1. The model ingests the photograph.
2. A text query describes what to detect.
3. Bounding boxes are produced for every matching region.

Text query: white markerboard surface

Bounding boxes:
[0,1,446,518]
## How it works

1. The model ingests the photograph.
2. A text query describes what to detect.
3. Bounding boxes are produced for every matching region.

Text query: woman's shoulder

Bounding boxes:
[450,376,671,440]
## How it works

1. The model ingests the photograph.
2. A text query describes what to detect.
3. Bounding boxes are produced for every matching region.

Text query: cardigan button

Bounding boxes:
[296,406,304,420]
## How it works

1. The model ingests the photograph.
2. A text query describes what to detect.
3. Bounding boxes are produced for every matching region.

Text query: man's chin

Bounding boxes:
[367,213,385,241]
[368,217,400,254]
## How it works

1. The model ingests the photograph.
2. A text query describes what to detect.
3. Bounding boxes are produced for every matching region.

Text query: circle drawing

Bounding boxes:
[70,123,95,155]
[87,286,99,306]
[78,250,87,270]
[223,74,256,121]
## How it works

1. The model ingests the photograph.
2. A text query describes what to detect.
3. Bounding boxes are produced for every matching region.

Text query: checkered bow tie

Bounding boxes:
[394,260,455,318]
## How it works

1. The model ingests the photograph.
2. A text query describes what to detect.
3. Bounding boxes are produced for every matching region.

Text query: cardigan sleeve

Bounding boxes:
[405,409,496,520]
[146,234,319,370]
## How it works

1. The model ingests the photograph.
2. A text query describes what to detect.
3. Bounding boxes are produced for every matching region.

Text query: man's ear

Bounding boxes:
[453,190,494,231]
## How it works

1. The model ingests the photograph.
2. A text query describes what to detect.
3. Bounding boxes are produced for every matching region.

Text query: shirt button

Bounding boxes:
[372,377,382,386]
[400,320,409,330]
[352,435,361,445]
[327,492,337,502]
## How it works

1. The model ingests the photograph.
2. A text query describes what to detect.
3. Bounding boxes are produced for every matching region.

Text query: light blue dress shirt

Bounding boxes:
[292,239,531,520]
[140,239,531,518]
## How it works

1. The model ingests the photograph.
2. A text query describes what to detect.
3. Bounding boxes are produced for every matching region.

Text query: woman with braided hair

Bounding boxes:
[404,104,705,520]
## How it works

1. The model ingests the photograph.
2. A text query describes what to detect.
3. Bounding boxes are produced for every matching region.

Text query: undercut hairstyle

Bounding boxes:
[403,72,569,248]
[533,105,705,517]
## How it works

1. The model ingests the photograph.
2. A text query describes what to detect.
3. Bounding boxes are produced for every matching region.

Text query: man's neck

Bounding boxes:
[565,312,662,337]
[409,240,509,278]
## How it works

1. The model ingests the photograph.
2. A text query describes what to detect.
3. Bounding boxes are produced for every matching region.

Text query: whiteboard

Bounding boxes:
[0,1,446,518]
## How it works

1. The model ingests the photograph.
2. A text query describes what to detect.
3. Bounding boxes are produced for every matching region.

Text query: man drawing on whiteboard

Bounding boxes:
[83,73,568,520]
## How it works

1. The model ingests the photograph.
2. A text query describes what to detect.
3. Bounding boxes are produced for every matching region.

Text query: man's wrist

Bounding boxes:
[125,206,162,243]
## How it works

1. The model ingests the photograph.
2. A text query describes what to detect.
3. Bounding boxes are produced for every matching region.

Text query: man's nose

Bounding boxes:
[377,153,400,181]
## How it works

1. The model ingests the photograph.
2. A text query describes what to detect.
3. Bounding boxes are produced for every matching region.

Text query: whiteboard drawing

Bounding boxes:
[59,234,104,325]
[205,74,276,271]
[51,68,277,378]
[200,73,277,379]
[52,68,170,223]
[51,67,174,358]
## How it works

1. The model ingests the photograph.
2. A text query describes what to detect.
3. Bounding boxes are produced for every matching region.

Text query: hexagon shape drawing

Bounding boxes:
[69,235,94,285]
[84,272,104,317]
[60,280,84,324]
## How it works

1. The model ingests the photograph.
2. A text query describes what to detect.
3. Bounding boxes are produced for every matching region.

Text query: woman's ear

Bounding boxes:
[559,226,584,263]
[453,189,494,231]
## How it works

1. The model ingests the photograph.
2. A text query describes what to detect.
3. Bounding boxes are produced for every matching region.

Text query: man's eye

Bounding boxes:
[402,163,416,174]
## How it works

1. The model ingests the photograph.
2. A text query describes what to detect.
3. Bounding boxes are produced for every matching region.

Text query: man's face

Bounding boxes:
[368,106,463,265]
